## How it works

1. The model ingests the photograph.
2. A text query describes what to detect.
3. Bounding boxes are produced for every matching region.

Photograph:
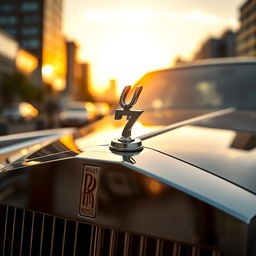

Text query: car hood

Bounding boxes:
[1,108,256,195]
[144,110,256,195]
[0,108,214,166]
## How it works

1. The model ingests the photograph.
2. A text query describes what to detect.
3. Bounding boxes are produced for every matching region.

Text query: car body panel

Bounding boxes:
[144,111,256,195]
[0,146,251,255]
[1,58,256,255]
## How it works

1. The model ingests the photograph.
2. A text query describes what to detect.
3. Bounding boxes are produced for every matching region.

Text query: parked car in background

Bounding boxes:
[59,101,98,127]
[1,102,38,122]
[0,58,256,256]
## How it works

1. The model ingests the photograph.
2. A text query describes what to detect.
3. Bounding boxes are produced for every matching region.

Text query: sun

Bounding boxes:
[91,29,166,95]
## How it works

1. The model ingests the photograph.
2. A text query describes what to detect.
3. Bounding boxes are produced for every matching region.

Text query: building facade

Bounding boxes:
[0,29,38,109]
[237,0,256,56]
[0,30,18,108]
[194,30,236,60]
[0,0,66,89]
[65,41,92,103]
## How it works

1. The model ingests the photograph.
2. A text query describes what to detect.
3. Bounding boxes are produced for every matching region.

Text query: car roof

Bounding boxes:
[142,57,256,76]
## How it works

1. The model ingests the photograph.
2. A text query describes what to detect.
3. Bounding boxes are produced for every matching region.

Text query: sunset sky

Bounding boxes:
[63,0,243,94]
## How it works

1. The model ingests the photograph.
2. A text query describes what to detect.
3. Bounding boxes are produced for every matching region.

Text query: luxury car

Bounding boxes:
[59,102,110,127]
[0,58,256,256]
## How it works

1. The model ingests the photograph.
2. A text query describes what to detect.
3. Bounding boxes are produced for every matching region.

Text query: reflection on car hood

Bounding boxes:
[144,110,256,195]
[1,109,256,196]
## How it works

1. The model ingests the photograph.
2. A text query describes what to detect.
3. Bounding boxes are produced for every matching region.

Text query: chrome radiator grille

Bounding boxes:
[0,205,221,256]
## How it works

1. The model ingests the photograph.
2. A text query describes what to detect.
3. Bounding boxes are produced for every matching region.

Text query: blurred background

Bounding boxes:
[0,0,254,135]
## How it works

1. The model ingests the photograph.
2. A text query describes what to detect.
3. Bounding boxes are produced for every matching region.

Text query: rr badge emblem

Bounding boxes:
[80,165,100,218]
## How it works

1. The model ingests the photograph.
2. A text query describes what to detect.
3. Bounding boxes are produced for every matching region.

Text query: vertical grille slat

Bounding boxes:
[2,205,9,256]
[21,210,33,256]
[91,226,103,256]
[41,215,54,255]
[139,235,146,256]
[19,209,25,256]
[173,242,179,256]
[191,245,199,256]
[29,212,35,256]
[109,229,118,256]
[123,233,131,256]
[6,206,15,255]
[49,216,56,256]
[39,214,45,256]
[73,222,78,256]
[31,213,43,256]
[10,207,16,256]
[61,219,67,256]
[0,204,221,256]
[0,205,7,253]
[12,208,23,255]
[155,239,163,256]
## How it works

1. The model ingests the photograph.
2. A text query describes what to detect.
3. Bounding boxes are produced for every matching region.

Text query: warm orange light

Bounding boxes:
[84,102,97,119]
[16,49,38,73]
[95,102,110,115]
[19,102,38,119]
[53,78,65,91]
[59,134,80,153]
[42,64,54,77]
[89,30,166,95]
[42,65,66,91]
[20,149,29,155]
[42,35,66,90]
[23,160,41,166]
[148,180,163,194]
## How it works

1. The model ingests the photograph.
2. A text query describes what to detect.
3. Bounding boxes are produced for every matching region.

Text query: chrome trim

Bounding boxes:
[10,207,16,256]
[0,204,221,256]
[29,212,35,256]
[50,216,56,256]
[61,219,67,255]
[123,233,130,256]
[139,235,146,256]
[140,107,235,140]
[72,222,78,256]
[109,229,117,256]
[2,205,8,255]
[39,214,45,256]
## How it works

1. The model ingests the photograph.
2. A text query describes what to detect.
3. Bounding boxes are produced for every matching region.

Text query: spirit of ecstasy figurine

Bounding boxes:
[109,85,144,152]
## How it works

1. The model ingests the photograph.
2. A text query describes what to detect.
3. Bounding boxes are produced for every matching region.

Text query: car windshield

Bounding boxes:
[134,63,256,110]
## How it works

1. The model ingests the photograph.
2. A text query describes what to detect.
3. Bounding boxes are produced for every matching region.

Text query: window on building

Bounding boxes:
[4,28,17,37]
[21,39,40,49]
[0,4,16,12]
[21,2,39,12]
[23,15,40,23]
[22,27,39,36]
[0,16,17,25]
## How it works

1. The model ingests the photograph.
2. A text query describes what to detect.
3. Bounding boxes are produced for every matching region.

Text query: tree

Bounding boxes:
[2,71,44,105]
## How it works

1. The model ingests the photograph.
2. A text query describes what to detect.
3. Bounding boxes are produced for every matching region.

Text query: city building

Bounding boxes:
[0,29,38,108]
[0,29,18,108]
[194,30,237,60]
[0,0,66,90]
[237,0,256,56]
[65,41,92,103]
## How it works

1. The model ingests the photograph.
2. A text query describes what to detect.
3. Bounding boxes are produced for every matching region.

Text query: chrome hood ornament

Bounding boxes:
[110,85,144,152]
